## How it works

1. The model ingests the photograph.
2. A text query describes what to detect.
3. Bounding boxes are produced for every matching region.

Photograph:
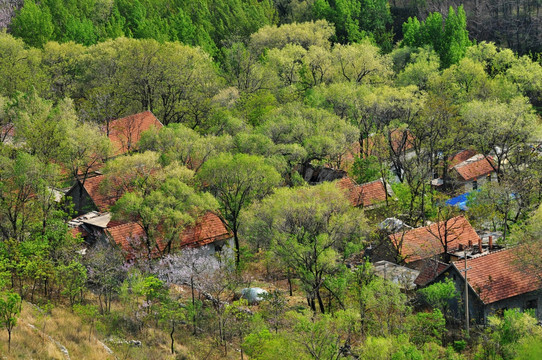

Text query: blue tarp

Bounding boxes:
[445,192,471,211]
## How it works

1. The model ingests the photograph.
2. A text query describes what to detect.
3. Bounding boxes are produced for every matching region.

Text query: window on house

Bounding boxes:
[472,179,478,190]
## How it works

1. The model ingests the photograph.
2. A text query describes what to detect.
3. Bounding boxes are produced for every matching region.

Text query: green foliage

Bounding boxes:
[10,0,54,48]
[476,309,542,360]
[0,291,21,351]
[407,309,446,346]
[197,153,281,265]
[352,155,381,184]
[311,0,392,49]
[10,0,277,54]
[418,278,458,316]
[402,6,471,68]
[57,261,87,305]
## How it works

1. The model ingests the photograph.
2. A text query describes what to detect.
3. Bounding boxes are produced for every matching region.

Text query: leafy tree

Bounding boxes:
[407,309,446,346]
[108,154,217,258]
[462,96,538,181]
[57,260,87,306]
[197,153,281,267]
[403,6,471,68]
[10,0,54,48]
[85,243,127,314]
[312,0,392,49]
[73,304,99,342]
[0,33,46,97]
[159,295,186,354]
[477,309,542,360]
[249,19,333,54]
[246,183,367,313]
[332,40,392,84]
[351,155,381,184]
[138,123,230,171]
[258,104,359,176]
[0,291,21,352]
[418,278,458,317]
[7,90,77,162]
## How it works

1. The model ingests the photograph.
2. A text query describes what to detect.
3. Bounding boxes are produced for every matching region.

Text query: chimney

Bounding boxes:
[478,238,482,253]
[468,239,472,248]
[459,244,464,251]
[489,236,493,251]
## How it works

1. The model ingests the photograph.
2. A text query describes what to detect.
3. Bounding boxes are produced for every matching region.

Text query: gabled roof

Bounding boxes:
[81,175,122,212]
[336,177,390,207]
[448,149,478,168]
[107,111,163,156]
[452,247,542,304]
[452,154,495,181]
[415,259,449,286]
[108,212,232,260]
[389,216,480,263]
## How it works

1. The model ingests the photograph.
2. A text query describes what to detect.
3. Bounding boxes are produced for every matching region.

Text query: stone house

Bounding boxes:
[432,247,542,323]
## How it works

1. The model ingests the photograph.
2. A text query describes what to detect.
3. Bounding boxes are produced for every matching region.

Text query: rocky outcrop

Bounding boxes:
[0,0,22,29]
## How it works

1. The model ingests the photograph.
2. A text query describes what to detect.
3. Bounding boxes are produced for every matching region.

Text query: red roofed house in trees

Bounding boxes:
[335,177,393,209]
[106,213,233,261]
[107,111,163,156]
[65,174,123,214]
[434,150,497,192]
[388,216,480,270]
[432,247,542,323]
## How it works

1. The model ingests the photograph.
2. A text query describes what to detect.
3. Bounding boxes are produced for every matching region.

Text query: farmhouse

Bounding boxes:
[432,247,542,323]
[106,111,163,156]
[336,177,393,209]
[387,216,480,270]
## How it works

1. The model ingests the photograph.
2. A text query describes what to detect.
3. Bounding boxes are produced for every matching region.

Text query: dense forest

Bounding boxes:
[0,0,542,359]
[1,0,542,53]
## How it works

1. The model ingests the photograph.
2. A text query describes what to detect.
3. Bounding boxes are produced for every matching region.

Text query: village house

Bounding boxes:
[65,173,121,215]
[384,216,480,271]
[106,110,163,156]
[432,149,497,193]
[70,211,233,261]
[336,177,394,209]
[431,247,542,323]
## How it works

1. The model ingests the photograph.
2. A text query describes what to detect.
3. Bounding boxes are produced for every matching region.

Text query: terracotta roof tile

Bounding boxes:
[415,259,449,286]
[107,212,232,260]
[448,149,478,168]
[336,177,388,207]
[108,111,163,156]
[453,154,495,181]
[82,175,123,212]
[389,216,480,263]
[453,247,542,304]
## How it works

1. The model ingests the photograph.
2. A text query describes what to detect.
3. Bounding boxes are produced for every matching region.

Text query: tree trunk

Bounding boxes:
[287,269,293,296]
[170,321,175,354]
[234,230,240,268]
[316,289,325,314]
[191,277,197,335]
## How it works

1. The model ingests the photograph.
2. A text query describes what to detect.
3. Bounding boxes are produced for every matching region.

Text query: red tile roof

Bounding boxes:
[415,259,449,286]
[448,149,478,168]
[453,248,542,304]
[107,111,163,156]
[389,216,480,263]
[336,177,388,207]
[108,212,232,260]
[453,154,495,181]
[82,175,123,212]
